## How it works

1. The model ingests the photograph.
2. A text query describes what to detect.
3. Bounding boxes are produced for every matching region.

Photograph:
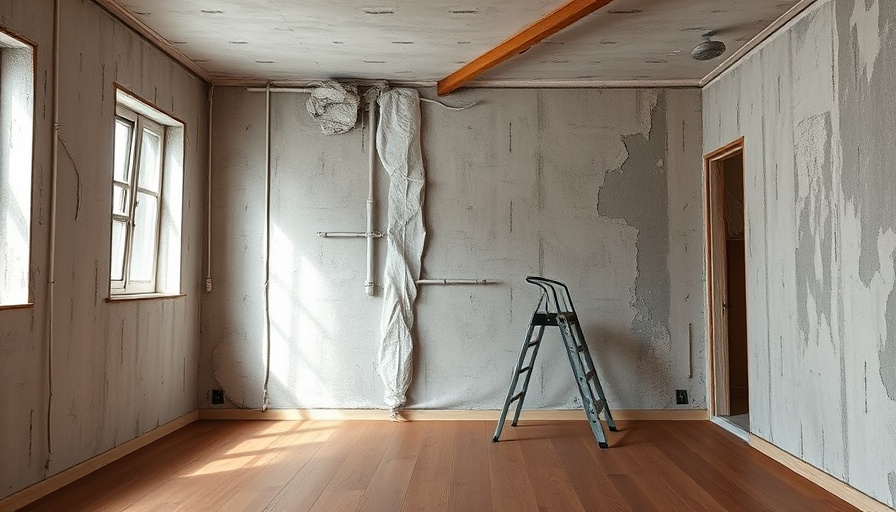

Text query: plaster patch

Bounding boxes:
[794,113,835,350]
[849,0,882,83]
[837,0,896,287]
[637,90,659,140]
[889,471,896,506]
[597,92,670,343]
[880,252,896,401]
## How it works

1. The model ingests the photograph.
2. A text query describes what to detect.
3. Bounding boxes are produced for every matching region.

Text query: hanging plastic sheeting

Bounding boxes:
[376,88,426,419]
[305,82,360,135]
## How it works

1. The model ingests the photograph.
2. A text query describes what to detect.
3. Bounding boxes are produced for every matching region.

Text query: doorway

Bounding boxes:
[705,138,749,435]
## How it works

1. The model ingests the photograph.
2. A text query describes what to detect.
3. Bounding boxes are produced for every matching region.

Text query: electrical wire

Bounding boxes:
[261,84,272,412]
[419,97,479,110]
[57,135,82,221]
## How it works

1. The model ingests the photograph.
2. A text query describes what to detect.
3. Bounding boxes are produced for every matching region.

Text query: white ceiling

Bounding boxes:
[108,0,809,87]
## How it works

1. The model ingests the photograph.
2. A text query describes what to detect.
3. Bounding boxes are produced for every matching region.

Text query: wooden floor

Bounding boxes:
[22,419,856,511]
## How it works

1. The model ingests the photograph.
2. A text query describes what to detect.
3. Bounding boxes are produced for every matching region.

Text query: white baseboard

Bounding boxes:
[197,408,709,421]
[0,411,198,511]
[749,435,894,512]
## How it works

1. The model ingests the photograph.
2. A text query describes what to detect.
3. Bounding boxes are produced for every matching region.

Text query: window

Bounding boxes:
[0,31,34,306]
[110,90,183,296]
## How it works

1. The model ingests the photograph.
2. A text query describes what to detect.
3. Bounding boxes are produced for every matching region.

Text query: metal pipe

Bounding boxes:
[365,96,377,296]
[246,87,314,94]
[261,85,273,412]
[45,0,61,473]
[317,231,383,238]
[205,86,214,293]
[416,279,493,285]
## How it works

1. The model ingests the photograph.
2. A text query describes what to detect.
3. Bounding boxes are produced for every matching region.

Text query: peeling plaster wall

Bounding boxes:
[703,0,896,506]
[203,87,704,414]
[0,0,205,500]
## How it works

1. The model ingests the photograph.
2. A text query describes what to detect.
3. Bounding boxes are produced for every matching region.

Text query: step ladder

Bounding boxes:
[493,276,617,447]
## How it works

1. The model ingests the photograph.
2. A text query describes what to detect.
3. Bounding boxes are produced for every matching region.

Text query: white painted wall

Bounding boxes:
[0,0,206,499]
[202,87,705,413]
[703,0,896,506]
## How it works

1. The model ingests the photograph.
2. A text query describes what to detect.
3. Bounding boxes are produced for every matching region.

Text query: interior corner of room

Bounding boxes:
[1,0,895,510]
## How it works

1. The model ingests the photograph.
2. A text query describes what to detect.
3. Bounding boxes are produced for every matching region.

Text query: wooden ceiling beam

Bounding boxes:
[437,0,616,96]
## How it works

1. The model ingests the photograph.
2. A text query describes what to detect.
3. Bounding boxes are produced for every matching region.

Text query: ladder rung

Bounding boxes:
[576,344,586,352]
[584,370,595,381]
[528,340,539,347]
[519,365,532,374]
[510,391,525,403]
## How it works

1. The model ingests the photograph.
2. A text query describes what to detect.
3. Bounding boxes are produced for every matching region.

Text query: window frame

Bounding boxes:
[110,103,167,295]
[0,29,36,308]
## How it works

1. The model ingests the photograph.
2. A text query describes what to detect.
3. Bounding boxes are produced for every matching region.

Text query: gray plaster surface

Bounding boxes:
[597,92,671,345]
[704,0,896,506]
[203,87,705,415]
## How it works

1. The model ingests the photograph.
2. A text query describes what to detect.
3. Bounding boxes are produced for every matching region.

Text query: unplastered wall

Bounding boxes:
[202,87,704,413]
[0,0,205,499]
[703,0,896,506]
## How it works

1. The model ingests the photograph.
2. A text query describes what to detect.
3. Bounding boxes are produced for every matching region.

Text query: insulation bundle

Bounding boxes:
[375,88,426,418]
[305,81,360,135]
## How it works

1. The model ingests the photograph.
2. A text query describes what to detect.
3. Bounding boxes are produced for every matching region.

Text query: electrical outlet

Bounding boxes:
[675,389,688,405]
[211,389,225,405]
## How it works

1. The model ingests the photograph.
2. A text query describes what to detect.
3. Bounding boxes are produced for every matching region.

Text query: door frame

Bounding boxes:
[704,137,744,418]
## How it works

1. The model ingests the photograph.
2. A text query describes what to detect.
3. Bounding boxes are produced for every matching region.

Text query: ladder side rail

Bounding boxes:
[526,276,575,313]
[527,279,559,315]
[526,276,564,314]
[552,279,576,315]
[493,322,540,442]
[558,317,610,447]
[511,325,545,427]
[570,319,618,432]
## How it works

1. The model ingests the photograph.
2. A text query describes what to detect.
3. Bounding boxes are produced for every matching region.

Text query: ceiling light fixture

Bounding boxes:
[691,31,726,61]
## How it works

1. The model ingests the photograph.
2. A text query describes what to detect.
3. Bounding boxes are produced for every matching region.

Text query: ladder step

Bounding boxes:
[510,391,525,403]
[519,365,532,374]
[576,344,586,352]
[528,340,539,347]
[532,313,560,326]
[584,370,595,381]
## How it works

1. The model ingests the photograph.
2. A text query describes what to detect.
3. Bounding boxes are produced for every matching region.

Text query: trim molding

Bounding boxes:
[91,0,211,83]
[749,435,894,512]
[0,411,198,511]
[700,0,818,87]
[198,408,708,421]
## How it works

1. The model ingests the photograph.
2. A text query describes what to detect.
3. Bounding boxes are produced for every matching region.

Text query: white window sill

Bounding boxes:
[106,293,186,303]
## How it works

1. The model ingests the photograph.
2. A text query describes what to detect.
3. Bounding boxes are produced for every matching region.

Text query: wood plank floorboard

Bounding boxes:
[19,419,860,511]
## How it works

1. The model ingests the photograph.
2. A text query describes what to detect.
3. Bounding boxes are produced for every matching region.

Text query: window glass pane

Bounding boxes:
[111,220,127,281]
[129,192,159,282]
[114,118,133,182]
[138,128,162,192]
[112,184,129,216]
